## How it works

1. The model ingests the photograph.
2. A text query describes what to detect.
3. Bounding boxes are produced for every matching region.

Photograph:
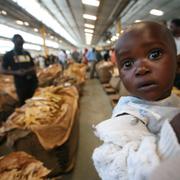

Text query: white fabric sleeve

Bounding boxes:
[92,115,160,180]
[158,120,180,160]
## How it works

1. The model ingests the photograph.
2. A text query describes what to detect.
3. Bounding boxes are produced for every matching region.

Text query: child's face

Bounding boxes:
[116,22,177,101]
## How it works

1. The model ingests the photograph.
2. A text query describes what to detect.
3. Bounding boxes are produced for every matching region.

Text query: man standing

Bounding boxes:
[1,34,38,105]
[86,48,97,79]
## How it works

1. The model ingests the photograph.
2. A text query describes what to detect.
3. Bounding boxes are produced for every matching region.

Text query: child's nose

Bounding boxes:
[135,60,150,76]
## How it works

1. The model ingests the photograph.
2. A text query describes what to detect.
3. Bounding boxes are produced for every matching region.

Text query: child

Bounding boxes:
[92,21,180,180]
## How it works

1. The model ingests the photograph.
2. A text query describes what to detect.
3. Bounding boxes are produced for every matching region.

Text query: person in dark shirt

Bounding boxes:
[1,34,38,106]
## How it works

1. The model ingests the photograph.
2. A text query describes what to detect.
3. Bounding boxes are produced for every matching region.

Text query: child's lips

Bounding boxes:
[137,81,158,91]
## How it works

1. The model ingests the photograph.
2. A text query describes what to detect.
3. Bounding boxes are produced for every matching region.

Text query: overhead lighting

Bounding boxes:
[84,29,94,33]
[0,24,59,49]
[83,14,97,20]
[0,39,41,52]
[111,36,118,41]
[150,9,164,16]
[1,10,7,15]
[9,0,78,46]
[107,40,111,44]
[24,22,29,26]
[16,20,24,25]
[82,0,100,7]
[84,23,95,29]
[85,32,93,37]
[85,37,92,45]
[134,19,141,23]
[24,43,41,51]
[34,28,38,32]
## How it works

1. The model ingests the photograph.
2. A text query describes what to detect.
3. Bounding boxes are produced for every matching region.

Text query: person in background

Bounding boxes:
[110,48,116,65]
[1,34,38,106]
[96,50,103,62]
[92,21,180,180]
[38,55,46,68]
[58,49,67,69]
[71,48,81,63]
[86,48,97,79]
[103,49,110,61]
[82,48,88,64]
[170,18,180,89]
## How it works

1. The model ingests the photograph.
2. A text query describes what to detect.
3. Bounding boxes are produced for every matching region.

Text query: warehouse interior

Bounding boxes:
[0,0,179,180]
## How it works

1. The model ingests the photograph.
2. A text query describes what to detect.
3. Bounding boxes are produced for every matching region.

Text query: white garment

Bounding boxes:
[92,94,180,180]
[174,37,180,55]
[58,50,67,64]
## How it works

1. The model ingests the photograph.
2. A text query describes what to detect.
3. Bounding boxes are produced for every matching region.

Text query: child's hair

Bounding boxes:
[115,21,177,59]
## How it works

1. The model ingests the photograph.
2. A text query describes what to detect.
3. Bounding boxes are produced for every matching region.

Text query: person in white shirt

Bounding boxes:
[58,49,67,69]
[92,21,180,180]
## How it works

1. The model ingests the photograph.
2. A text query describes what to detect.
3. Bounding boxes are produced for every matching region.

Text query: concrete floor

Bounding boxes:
[62,79,112,180]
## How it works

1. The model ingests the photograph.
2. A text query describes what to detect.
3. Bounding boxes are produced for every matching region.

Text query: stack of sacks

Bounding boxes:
[0,85,79,175]
[0,90,17,122]
[63,63,87,85]
[58,63,87,94]
[96,61,113,83]
[37,64,62,87]
[0,85,79,150]
[0,75,18,100]
[172,87,180,96]
[0,151,50,180]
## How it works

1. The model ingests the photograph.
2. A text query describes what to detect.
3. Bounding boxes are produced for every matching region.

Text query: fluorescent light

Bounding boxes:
[82,0,100,7]
[111,36,118,41]
[0,24,59,49]
[84,23,95,29]
[24,22,29,26]
[50,35,54,39]
[34,28,38,32]
[10,0,78,46]
[16,20,24,25]
[24,43,41,51]
[46,40,59,49]
[85,35,93,40]
[85,33,93,37]
[1,10,7,15]
[84,29,94,33]
[0,39,41,52]
[85,32,93,45]
[134,19,141,23]
[150,9,164,16]
[83,14,97,20]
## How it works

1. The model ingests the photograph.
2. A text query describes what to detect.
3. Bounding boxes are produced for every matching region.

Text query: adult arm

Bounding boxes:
[170,113,180,143]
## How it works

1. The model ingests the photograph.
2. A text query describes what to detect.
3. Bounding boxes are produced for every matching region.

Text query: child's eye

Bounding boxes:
[122,59,134,70]
[148,49,163,60]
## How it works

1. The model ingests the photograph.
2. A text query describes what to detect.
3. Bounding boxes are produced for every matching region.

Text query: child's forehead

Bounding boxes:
[123,23,166,40]
[117,22,172,48]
